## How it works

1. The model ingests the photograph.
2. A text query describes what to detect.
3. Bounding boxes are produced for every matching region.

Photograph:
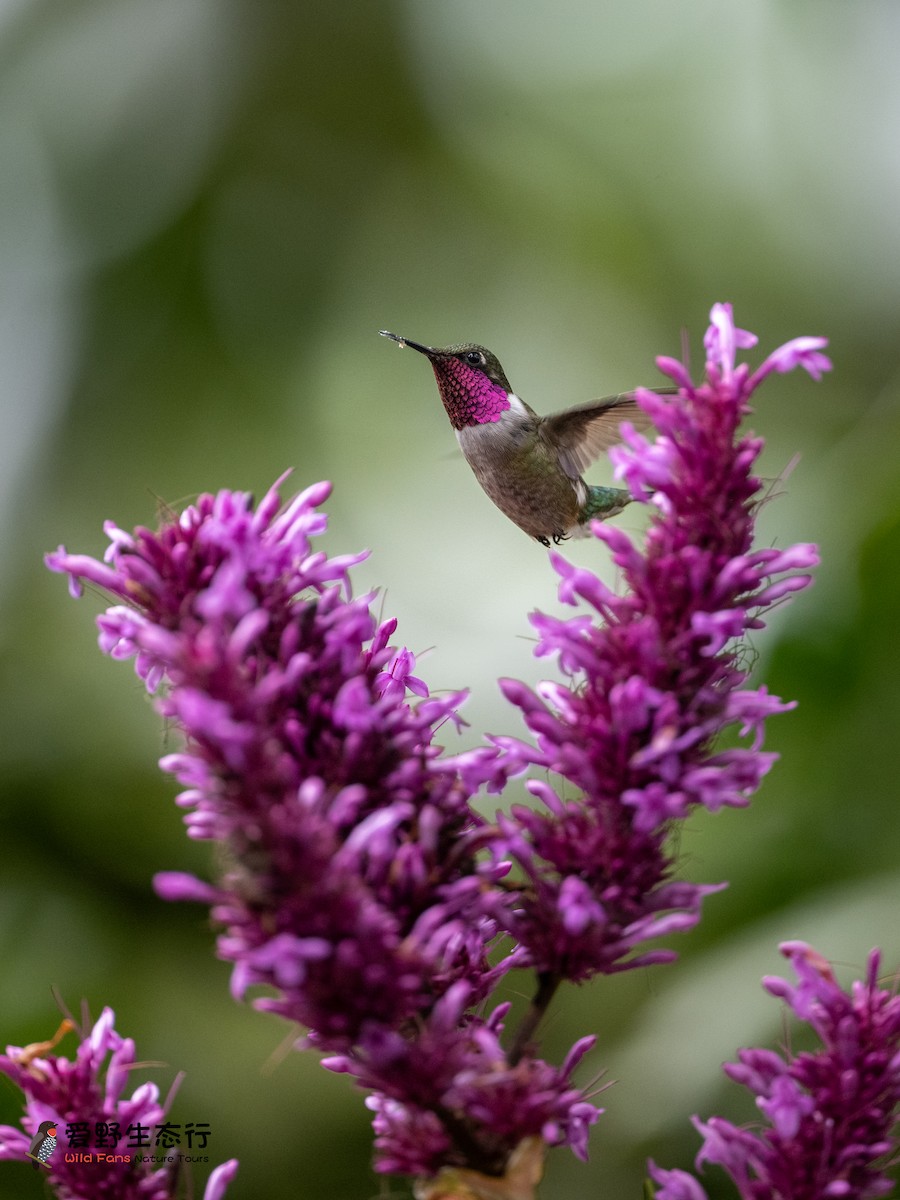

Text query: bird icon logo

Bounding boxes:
[27,1120,58,1169]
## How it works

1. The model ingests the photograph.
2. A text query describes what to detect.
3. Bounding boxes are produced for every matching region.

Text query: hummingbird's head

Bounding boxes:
[380,332,514,430]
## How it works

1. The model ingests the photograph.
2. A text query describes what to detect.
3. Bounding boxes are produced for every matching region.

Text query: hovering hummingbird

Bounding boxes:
[380,331,664,546]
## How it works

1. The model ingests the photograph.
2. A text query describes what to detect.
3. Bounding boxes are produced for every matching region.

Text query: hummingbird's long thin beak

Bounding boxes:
[379,330,434,357]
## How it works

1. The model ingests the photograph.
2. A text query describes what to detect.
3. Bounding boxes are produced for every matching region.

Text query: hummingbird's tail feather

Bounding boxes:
[579,485,632,527]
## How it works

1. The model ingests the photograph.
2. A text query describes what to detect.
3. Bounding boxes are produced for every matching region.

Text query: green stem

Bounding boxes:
[508,972,561,1067]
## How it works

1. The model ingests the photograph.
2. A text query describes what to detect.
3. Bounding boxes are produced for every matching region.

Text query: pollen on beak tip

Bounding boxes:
[379,330,407,349]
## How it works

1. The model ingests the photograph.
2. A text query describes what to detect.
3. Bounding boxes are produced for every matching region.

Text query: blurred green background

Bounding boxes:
[2,1,899,1197]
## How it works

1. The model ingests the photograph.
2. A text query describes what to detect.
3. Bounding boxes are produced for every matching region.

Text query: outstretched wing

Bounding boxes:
[539,388,671,480]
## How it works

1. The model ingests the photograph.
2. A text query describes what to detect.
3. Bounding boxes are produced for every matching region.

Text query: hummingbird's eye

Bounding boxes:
[465,351,484,366]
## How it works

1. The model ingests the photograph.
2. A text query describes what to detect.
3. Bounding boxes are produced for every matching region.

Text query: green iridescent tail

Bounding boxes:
[581,485,632,523]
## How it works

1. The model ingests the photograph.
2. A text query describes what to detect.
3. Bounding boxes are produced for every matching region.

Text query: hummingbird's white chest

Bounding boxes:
[453,393,529,447]
[455,394,586,541]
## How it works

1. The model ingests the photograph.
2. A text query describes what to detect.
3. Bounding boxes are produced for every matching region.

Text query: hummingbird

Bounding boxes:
[380,331,664,546]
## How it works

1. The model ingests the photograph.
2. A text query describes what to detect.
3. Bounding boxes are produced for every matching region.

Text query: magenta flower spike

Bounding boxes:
[48,477,506,1038]
[650,943,900,1200]
[492,303,826,985]
[0,1009,238,1199]
[46,472,592,1180]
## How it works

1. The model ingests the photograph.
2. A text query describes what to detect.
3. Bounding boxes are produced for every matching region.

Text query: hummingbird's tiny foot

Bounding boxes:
[537,535,551,548]
[552,533,569,545]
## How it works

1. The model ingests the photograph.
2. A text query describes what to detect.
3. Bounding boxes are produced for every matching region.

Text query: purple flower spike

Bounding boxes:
[0,1009,237,1199]
[497,305,828,984]
[653,943,900,1200]
[48,476,601,1181]
[46,477,506,1040]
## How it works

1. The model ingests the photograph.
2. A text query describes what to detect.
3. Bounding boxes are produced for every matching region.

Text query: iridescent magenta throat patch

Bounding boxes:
[432,358,510,428]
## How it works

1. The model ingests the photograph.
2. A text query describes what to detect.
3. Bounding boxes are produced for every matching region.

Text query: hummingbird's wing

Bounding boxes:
[539,389,669,480]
